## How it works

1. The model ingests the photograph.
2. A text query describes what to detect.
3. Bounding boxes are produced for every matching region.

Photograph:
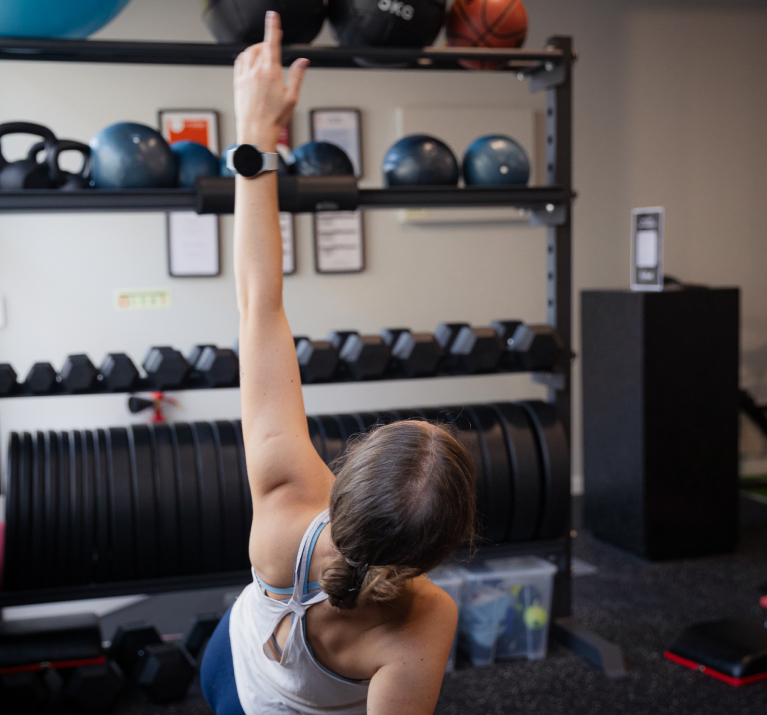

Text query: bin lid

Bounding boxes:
[428,566,464,588]
[461,555,558,580]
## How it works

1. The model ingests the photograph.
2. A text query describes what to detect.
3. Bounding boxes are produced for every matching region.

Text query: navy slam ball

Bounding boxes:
[202,0,326,45]
[290,142,355,176]
[382,134,459,186]
[462,134,530,185]
[170,141,219,188]
[328,0,446,47]
[90,123,176,189]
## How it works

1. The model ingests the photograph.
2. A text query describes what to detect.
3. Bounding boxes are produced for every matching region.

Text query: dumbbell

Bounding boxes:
[109,621,196,704]
[0,671,55,715]
[187,345,239,388]
[296,339,339,383]
[0,363,17,395]
[436,323,504,374]
[59,354,98,393]
[24,362,57,394]
[382,329,443,378]
[142,347,189,390]
[63,661,124,715]
[492,321,564,371]
[99,353,139,392]
[183,613,221,663]
[328,330,390,380]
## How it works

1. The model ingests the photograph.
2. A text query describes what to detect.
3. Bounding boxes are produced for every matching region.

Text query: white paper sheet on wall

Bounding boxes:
[314,211,364,273]
[167,212,220,276]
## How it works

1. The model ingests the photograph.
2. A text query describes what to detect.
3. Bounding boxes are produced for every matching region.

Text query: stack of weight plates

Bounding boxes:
[2,402,569,592]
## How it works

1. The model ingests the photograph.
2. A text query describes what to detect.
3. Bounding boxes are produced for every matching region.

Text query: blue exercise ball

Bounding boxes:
[382,135,459,187]
[220,143,290,177]
[170,141,219,188]
[462,134,530,186]
[290,142,354,177]
[90,122,176,189]
[0,0,133,39]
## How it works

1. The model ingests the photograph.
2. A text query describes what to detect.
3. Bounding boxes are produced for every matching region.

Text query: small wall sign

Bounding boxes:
[631,207,664,292]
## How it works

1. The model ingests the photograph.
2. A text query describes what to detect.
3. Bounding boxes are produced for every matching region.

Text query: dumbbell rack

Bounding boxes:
[0,36,619,675]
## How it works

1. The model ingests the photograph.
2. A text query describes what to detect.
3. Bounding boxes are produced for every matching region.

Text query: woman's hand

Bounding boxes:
[234,11,309,152]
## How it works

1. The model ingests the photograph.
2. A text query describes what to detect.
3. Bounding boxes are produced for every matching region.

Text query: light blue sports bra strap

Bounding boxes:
[304,520,329,594]
[293,509,330,598]
[255,571,295,595]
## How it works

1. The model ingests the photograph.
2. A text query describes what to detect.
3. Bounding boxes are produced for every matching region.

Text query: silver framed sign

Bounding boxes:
[310,108,362,178]
[631,207,664,292]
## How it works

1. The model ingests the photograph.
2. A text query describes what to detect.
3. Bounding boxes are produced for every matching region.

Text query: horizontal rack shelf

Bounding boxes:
[0,37,563,71]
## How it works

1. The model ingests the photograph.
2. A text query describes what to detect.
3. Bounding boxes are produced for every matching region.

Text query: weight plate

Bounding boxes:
[306,416,325,461]
[334,414,364,446]
[231,420,253,557]
[106,427,135,582]
[92,430,109,583]
[29,431,46,589]
[316,416,344,465]
[16,433,34,591]
[56,432,71,587]
[213,421,247,571]
[43,431,59,588]
[467,405,511,544]
[357,412,381,432]
[68,431,83,586]
[128,425,158,580]
[170,423,203,575]
[491,403,541,542]
[191,422,223,574]
[4,432,20,590]
[519,401,570,540]
[150,424,181,578]
[377,411,402,426]
[393,408,427,422]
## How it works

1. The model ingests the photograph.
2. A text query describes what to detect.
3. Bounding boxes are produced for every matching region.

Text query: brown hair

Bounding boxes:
[320,419,476,610]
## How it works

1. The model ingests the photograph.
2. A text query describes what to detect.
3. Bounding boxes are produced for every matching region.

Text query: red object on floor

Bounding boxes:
[664,650,767,687]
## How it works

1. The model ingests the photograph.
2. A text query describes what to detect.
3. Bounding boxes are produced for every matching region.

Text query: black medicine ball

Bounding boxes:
[202,0,326,45]
[290,142,355,176]
[329,0,446,47]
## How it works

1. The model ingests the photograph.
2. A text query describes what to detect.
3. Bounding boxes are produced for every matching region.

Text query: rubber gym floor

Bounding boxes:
[109,495,767,715]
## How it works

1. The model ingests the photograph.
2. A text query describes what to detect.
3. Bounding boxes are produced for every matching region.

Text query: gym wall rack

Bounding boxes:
[0,36,622,676]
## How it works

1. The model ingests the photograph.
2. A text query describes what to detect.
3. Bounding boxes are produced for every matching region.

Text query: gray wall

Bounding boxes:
[2,0,767,492]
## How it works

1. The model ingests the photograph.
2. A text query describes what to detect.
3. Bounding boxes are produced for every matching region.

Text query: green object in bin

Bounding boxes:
[523,603,548,630]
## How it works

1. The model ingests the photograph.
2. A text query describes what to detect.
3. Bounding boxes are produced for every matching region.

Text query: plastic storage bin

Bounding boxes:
[429,566,464,673]
[458,556,557,665]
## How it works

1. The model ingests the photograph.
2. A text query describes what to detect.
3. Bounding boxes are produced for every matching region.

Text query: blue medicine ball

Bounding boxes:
[90,123,176,189]
[382,135,459,187]
[170,141,219,188]
[462,134,530,186]
[290,142,354,177]
[0,0,133,39]
[220,143,290,177]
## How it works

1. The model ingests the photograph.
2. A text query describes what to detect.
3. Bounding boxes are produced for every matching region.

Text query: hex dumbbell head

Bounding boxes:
[109,621,162,677]
[450,326,504,374]
[0,671,52,714]
[326,330,359,351]
[434,322,470,352]
[339,334,390,380]
[24,362,57,394]
[509,324,564,371]
[293,335,309,347]
[64,662,124,715]
[60,354,98,393]
[491,319,524,347]
[380,328,410,348]
[0,363,18,395]
[392,332,443,378]
[134,643,196,704]
[186,344,217,369]
[184,612,221,662]
[142,347,189,390]
[196,347,239,387]
[296,339,339,383]
[99,353,139,392]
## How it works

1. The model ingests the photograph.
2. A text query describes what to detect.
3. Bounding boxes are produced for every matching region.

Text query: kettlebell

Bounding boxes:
[47,140,92,191]
[0,122,57,189]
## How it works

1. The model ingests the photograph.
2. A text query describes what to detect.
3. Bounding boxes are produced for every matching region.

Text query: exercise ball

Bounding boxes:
[90,123,176,189]
[0,0,133,39]
[220,143,290,177]
[382,135,459,186]
[328,0,446,47]
[290,142,354,177]
[446,0,528,70]
[170,141,220,188]
[462,135,529,186]
[202,0,326,45]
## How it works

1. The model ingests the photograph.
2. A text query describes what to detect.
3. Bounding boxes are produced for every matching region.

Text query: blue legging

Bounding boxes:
[201,607,247,715]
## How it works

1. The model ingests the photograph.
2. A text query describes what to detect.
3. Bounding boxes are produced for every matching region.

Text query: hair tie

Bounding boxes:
[348,563,369,593]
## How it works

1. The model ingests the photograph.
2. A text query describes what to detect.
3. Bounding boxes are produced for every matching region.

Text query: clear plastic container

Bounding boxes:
[429,566,464,673]
[458,556,557,665]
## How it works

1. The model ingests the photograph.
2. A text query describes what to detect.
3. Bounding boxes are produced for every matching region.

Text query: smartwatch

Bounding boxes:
[226,144,279,178]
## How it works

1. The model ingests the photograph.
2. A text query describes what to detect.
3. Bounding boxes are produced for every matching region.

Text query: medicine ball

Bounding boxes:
[382,134,459,186]
[90,123,176,189]
[462,134,529,186]
[171,141,220,188]
[202,0,326,45]
[220,143,291,176]
[446,0,528,70]
[328,0,446,47]
[0,0,132,39]
[290,142,354,177]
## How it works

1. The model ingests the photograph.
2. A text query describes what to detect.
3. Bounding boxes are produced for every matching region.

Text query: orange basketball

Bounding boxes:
[446,0,528,70]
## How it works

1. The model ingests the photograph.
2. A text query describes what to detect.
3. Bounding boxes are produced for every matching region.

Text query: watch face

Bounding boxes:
[233,145,263,178]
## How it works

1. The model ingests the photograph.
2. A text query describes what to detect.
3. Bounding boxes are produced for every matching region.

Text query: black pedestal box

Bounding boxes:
[581,288,739,560]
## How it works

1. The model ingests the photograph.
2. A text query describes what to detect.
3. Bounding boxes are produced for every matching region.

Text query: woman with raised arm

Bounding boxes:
[200,13,476,715]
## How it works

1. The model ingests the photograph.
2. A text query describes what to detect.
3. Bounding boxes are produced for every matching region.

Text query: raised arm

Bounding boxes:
[234,13,333,519]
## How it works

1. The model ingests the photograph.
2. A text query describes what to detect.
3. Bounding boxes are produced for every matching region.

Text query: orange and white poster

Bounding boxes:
[159,110,219,152]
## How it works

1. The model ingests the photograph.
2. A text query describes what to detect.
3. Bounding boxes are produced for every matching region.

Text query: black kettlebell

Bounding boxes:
[0,122,57,189]
[47,140,92,191]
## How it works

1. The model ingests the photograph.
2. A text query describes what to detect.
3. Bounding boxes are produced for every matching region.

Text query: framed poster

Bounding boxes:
[314,211,365,274]
[310,109,362,178]
[158,109,220,153]
[630,207,664,292]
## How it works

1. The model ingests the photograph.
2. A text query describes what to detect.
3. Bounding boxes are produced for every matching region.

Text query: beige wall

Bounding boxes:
[2,0,767,489]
